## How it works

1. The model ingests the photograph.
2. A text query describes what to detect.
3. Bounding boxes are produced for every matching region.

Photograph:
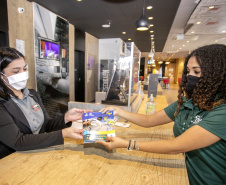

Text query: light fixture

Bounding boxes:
[122,32,126,34]
[209,5,214,9]
[147,6,153,10]
[148,17,153,20]
[148,41,154,57]
[135,0,150,31]
[196,21,201,24]
[128,38,131,41]
[102,21,111,28]
[150,30,154,33]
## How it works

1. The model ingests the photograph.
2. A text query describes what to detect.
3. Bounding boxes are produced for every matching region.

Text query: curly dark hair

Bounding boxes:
[0,46,24,100]
[175,44,226,117]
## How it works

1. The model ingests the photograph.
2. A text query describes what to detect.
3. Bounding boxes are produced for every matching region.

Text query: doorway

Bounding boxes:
[74,50,85,102]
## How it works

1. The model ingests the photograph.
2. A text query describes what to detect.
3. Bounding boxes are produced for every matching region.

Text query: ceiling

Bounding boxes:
[27,0,226,61]
[27,0,181,52]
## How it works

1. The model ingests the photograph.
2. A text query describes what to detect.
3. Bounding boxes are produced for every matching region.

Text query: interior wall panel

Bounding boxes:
[7,0,35,89]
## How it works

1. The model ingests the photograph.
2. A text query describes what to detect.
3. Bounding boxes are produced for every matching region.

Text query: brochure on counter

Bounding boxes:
[82,111,115,143]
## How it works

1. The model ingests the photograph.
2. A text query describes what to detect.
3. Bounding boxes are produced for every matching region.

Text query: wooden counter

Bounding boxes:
[0,95,189,185]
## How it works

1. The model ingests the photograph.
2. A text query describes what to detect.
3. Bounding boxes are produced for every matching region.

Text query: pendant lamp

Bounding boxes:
[135,0,149,31]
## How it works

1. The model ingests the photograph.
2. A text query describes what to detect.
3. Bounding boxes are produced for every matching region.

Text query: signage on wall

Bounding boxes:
[16,39,25,56]
[102,70,109,92]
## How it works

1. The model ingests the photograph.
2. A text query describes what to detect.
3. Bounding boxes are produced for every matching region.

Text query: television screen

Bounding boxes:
[40,39,59,60]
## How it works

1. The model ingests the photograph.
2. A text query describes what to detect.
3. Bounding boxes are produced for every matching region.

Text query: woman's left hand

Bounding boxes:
[64,108,92,123]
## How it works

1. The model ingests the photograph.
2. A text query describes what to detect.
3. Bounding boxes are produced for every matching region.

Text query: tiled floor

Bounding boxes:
[161,82,179,105]
[143,82,179,105]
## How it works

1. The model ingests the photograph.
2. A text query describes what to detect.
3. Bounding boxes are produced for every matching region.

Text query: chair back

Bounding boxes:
[163,79,169,84]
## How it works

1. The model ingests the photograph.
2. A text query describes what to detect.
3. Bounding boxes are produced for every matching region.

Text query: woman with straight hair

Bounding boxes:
[0,46,89,159]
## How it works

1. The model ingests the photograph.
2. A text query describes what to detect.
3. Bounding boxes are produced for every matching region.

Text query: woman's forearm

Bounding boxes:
[116,109,172,127]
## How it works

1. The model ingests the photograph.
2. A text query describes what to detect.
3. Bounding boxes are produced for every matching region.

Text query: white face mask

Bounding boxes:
[1,71,29,90]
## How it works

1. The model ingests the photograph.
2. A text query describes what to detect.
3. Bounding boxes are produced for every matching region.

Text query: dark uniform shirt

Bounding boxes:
[164,99,226,185]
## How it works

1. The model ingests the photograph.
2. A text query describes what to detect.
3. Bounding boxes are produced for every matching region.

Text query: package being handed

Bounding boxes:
[82,111,115,143]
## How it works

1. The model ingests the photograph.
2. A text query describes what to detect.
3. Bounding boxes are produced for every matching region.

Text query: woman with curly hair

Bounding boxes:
[98,44,226,185]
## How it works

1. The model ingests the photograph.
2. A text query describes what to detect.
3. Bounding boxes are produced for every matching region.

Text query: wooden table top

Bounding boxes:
[0,95,189,185]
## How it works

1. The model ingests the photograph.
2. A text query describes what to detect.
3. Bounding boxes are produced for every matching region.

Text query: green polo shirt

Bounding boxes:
[164,99,226,185]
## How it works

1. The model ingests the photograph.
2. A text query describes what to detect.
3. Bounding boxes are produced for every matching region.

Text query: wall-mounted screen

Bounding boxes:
[40,38,59,60]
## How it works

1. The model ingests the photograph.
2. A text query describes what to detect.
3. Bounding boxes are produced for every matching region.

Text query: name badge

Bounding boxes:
[32,104,40,112]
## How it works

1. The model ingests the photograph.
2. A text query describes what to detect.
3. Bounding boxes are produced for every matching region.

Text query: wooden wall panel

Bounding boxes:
[69,24,75,101]
[85,33,99,102]
[7,0,36,89]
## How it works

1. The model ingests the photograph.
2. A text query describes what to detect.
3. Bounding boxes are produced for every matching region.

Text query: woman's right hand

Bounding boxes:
[62,127,84,140]
[96,136,128,150]
[99,106,121,116]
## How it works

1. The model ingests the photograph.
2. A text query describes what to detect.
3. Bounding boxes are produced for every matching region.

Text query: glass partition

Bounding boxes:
[98,39,140,108]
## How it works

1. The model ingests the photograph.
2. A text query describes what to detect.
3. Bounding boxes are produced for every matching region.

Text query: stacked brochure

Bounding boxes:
[82,111,115,143]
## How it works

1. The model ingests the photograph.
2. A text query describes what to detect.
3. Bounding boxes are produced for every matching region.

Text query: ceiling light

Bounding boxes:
[151,38,154,40]
[102,21,111,28]
[158,61,163,64]
[187,41,190,43]
[196,22,201,24]
[148,17,153,20]
[128,38,131,41]
[147,6,152,10]
[77,0,82,1]
[222,30,226,33]
[183,45,185,46]
[135,0,150,31]
[191,31,195,34]
[122,32,126,34]
[150,24,154,27]
[165,62,170,64]
[150,35,154,37]
[150,30,154,33]
[209,5,214,9]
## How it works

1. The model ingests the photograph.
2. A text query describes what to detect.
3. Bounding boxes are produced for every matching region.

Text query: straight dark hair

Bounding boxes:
[0,46,25,100]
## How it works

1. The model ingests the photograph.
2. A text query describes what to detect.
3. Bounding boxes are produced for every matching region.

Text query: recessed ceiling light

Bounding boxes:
[148,17,153,20]
[191,31,195,34]
[222,30,226,33]
[150,30,154,33]
[183,45,185,46]
[150,24,154,27]
[102,24,110,28]
[147,6,153,10]
[122,32,126,34]
[128,38,131,41]
[196,22,201,24]
[209,5,214,9]
[77,0,82,1]
[150,35,154,37]
[187,41,190,43]
[151,38,154,40]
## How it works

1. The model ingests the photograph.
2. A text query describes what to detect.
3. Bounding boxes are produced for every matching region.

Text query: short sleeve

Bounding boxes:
[164,101,178,121]
[199,104,226,141]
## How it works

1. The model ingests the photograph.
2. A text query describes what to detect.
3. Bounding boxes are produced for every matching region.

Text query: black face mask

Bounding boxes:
[186,75,200,94]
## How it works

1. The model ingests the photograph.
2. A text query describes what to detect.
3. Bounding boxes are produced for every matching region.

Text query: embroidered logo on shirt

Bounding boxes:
[191,115,202,124]
[32,104,40,112]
